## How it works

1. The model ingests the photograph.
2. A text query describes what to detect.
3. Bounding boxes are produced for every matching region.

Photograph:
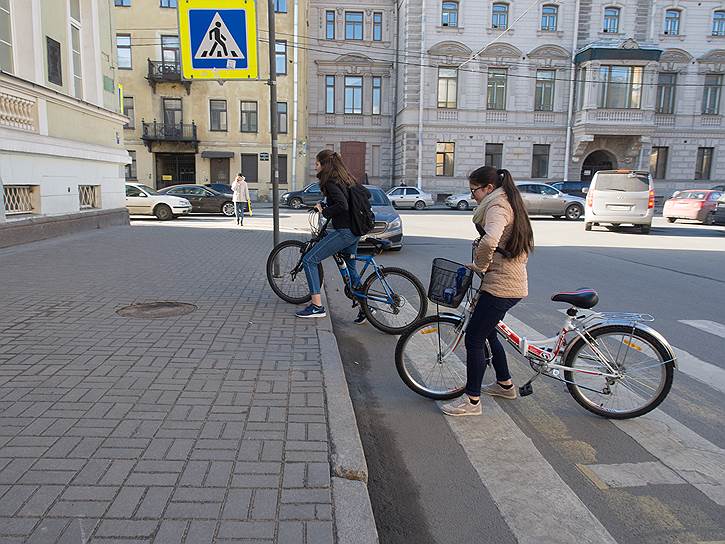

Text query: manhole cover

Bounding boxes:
[116,301,197,319]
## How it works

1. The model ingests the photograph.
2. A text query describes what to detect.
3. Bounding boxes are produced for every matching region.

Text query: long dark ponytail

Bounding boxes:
[469,166,534,258]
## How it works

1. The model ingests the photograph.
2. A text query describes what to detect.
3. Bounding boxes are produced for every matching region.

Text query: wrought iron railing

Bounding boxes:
[147,59,182,82]
[141,121,198,142]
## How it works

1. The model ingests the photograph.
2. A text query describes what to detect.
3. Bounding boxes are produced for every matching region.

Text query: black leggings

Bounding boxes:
[464,291,521,397]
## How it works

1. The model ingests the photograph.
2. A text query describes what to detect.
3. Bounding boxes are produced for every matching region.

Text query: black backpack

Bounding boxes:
[348,185,375,237]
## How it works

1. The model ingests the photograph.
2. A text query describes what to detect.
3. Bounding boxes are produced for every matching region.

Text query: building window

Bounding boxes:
[437,67,458,109]
[278,102,288,133]
[487,68,507,110]
[485,144,503,169]
[373,12,383,41]
[326,11,335,40]
[664,9,681,35]
[695,147,714,180]
[436,142,455,176]
[535,70,555,111]
[541,5,558,32]
[161,35,180,65]
[656,72,676,114]
[160,0,177,7]
[442,1,459,27]
[325,75,335,114]
[0,0,11,73]
[210,100,227,131]
[372,76,382,115]
[492,3,509,29]
[116,34,132,69]
[344,76,363,114]
[275,41,287,75]
[532,145,550,178]
[576,67,586,110]
[240,101,258,132]
[163,97,182,125]
[79,185,101,209]
[650,147,668,179]
[279,154,288,184]
[123,96,135,129]
[70,24,83,99]
[345,12,364,40]
[713,11,725,36]
[114,0,131,6]
[702,74,722,115]
[275,0,287,13]
[70,0,81,22]
[241,154,258,183]
[603,7,620,33]
[598,66,643,109]
[47,37,62,86]
[125,150,137,180]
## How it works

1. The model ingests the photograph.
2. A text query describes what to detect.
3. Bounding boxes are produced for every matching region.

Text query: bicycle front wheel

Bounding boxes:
[361,267,428,335]
[266,240,323,305]
[395,315,473,400]
[564,325,674,419]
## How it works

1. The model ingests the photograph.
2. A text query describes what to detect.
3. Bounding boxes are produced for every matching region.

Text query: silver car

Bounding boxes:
[517,182,585,220]
[445,192,477,210]
[386,186,435,210]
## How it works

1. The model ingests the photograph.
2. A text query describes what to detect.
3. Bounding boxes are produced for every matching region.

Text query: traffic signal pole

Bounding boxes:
[267,0,280,250]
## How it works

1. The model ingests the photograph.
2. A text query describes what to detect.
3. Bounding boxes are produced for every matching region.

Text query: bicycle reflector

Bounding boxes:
[623,339,642,351]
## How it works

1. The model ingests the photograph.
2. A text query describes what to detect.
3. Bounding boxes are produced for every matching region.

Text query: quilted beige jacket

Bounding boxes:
[473,188,529,299]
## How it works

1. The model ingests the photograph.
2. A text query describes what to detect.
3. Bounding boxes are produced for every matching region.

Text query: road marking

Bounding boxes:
[579,461,685,489]
[506,312,725,507]
[680,320,725,340]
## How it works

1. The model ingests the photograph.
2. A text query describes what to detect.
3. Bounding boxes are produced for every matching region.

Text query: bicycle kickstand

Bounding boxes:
[519,368,543,397]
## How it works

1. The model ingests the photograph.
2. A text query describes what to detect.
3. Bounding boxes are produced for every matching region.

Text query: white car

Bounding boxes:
[584,170,654,234]
[445,192,477,210]
[125,183,192,221]
[386,186,435,210]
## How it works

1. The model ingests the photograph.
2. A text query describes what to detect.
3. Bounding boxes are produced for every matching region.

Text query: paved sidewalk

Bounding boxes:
[0,222,376,543]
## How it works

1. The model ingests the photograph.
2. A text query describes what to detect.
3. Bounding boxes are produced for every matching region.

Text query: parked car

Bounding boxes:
[445,192,477,210]
[158,184,235,216]
[361,185,403,250]
[584,170,654,234]
[711,184,725,192]
[386,186,435,210]
[516,182,585,220]
[281,183,323,209]
[125,183,192,221]
[550,181,590,199]
[713,193,725,225]
[204,183,233,195]
[663,189,722,224]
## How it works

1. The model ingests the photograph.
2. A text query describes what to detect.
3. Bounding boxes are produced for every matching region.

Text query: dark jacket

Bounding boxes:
[321,179,354,230]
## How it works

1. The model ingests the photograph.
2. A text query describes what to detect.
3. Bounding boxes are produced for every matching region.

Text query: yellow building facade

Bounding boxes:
[114,0,308,199]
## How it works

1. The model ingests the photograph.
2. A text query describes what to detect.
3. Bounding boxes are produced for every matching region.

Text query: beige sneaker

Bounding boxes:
[440,397,482,417]
[481,382,517,400]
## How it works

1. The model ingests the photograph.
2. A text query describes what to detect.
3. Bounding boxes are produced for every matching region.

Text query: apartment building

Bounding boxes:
[0,0,128,245]
[114,0,308,199]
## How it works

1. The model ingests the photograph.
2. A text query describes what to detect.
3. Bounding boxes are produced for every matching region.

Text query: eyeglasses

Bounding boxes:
[470,187,485,198]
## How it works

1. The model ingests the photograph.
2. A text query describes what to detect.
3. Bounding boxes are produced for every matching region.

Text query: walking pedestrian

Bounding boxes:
[296,149,367,320]
[231,174,250,227]
[441,166,534,417]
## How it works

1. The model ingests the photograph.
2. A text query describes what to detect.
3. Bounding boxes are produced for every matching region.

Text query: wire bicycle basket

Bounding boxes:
[428,258,473,308]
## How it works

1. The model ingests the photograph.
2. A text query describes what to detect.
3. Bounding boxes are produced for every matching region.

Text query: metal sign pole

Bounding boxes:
[266,0,280,251]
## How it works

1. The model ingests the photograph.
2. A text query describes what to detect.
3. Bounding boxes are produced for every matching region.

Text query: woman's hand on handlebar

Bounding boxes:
[313,202,325,213]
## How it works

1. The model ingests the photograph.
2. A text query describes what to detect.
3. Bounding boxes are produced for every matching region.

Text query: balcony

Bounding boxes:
[146,59,191,94]
[141,121,199,151]
[573,108,655,138]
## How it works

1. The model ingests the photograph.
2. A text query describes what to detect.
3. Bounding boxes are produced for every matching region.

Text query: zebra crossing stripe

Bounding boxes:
[679,320,725,339]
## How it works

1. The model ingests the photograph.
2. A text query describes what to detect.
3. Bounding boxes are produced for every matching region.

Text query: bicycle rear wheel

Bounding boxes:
[564,325,674,419]
[361,267,428,335]
[266,240,323,305]
[395,315,475,400]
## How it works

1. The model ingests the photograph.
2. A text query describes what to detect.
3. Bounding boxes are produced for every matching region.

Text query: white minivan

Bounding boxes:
[584,170,655,234]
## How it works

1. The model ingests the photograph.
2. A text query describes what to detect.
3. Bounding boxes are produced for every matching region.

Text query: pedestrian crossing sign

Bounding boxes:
[178,0,258,80]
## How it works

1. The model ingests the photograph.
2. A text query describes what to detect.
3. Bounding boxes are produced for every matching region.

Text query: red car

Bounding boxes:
[663,189,722,224]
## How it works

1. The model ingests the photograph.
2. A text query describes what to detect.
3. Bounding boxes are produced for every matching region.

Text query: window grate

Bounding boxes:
[79,185,101,209]
[4,185,35,215]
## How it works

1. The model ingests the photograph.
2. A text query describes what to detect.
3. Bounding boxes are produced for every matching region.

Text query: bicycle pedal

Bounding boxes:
[519,383,534,397]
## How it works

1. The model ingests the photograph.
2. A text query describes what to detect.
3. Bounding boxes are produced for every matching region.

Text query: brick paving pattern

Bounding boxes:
[0,224,334,543]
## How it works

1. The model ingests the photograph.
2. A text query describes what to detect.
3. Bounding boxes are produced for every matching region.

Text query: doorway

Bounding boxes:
[210,158,230,184]
[581,150,617,183]
[155,153,196,187]
[341,141,367,184]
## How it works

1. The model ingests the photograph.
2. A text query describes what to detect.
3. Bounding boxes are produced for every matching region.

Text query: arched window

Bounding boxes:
[603,7,620,33]
[541,5,558,32]
[664,9,681,35]
[492,3,509,30]
[441,1,459,27]
[713,10,725,36]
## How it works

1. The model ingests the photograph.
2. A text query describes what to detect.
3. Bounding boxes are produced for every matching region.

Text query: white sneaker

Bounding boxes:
[440,396,482,417]
[481,382,517,400]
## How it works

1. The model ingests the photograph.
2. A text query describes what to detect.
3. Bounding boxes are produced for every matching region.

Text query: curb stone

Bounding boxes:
[331,477,379,544]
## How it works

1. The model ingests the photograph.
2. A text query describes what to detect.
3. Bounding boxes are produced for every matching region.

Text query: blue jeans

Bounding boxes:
[302,228,361,297]
[235,202,245,224]
[465,291,521,397]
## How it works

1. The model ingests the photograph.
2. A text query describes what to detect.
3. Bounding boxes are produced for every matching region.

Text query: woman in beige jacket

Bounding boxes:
[231,174,250,226]
[442,166,534,417]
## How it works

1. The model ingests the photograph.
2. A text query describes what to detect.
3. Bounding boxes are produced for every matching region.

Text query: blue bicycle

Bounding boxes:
[266,211,427,335]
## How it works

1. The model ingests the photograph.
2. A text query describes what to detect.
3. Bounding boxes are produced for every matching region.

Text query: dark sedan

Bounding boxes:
[550,181,590,199]
[204,183,233,195]
[158,185,235,216]
[713,193,725,226]
[281,183,322,209]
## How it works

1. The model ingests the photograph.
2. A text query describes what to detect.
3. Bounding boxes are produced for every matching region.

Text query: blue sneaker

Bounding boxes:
[296,304,327,318]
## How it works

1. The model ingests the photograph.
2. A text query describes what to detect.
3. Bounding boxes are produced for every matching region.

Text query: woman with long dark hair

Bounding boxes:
[297,149,368,319]
[441,166,534,416]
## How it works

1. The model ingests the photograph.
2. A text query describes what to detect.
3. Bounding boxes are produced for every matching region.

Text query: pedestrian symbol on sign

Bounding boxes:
[195,12,244,62]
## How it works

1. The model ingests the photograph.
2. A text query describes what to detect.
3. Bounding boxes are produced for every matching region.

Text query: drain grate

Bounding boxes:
[116,301,197,319]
